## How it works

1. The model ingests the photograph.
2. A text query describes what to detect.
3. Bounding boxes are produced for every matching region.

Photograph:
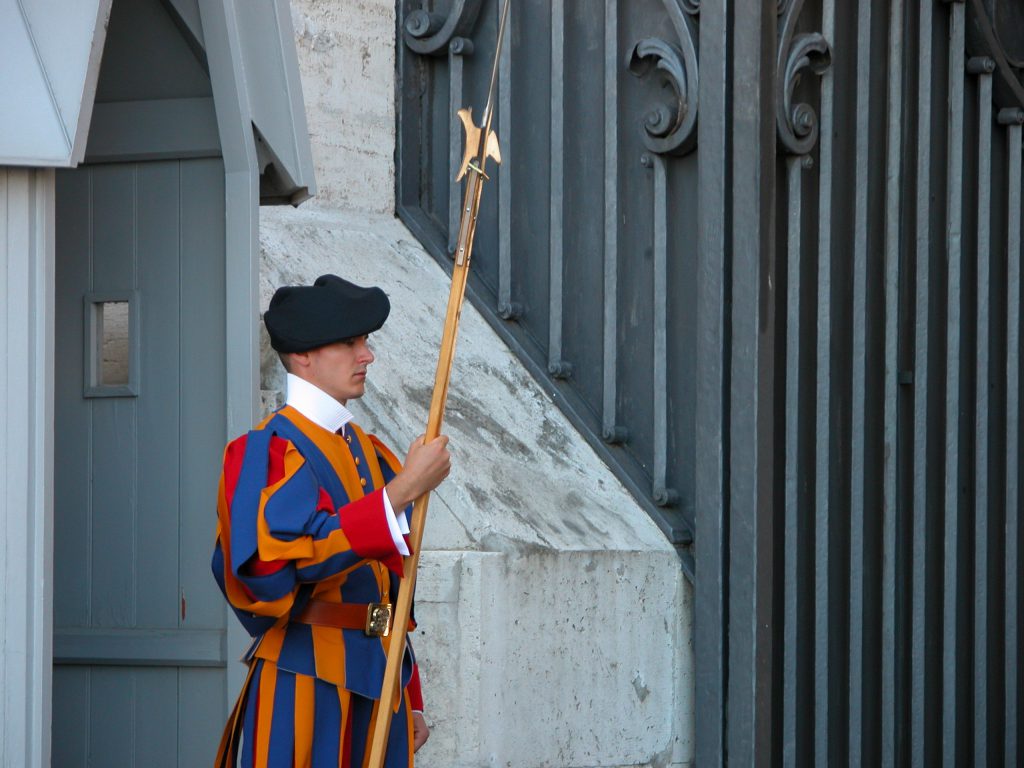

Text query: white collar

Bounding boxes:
[285,373,354,434]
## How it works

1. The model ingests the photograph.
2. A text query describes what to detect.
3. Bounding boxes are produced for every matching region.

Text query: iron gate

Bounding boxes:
[395,0,1023,764]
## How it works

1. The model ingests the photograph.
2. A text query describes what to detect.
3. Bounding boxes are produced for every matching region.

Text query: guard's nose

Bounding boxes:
[360,340,375,364]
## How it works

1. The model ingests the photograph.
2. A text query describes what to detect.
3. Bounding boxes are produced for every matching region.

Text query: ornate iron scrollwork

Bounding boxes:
[776,0,831,156]
[627,0,699,157]
[966,0,1024,109]
[404,0,483,56]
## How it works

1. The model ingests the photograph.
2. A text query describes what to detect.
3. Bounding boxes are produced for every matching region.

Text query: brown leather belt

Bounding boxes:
[293,598,393,637]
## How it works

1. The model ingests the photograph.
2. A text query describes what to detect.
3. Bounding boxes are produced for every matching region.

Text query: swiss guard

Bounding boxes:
[212,275,450,767]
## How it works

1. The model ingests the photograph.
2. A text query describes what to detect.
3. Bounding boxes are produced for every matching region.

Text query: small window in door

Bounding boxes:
[84,292,139,397]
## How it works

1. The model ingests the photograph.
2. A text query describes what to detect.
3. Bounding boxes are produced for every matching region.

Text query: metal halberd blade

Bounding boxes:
[455,108,502,182]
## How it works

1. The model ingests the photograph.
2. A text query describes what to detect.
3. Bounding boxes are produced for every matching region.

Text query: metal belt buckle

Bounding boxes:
[365,602,392,637]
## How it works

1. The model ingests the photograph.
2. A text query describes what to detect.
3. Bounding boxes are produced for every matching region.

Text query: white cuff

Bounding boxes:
[382,488,411,556]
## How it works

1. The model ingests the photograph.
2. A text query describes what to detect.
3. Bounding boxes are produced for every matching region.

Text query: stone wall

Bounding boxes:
[289,0,396,213]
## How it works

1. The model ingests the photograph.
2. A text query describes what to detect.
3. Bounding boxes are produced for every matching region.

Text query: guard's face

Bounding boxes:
[301,335,375,403]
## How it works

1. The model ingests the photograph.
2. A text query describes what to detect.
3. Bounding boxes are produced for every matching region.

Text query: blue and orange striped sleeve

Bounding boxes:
[215,430,405,617]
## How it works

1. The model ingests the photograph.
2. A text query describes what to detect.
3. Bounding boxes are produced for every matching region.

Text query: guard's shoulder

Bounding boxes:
[223,418,294,466]
[253,411,277,430]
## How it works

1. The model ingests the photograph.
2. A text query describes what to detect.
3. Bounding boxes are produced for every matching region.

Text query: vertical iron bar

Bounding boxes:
[653,155,669,498]
[783,154,804,768]
[602,0,620,438]
[941,9,966,767]
[1003,114,1022,768]
[881,1,905,763]
[498,9,513,314]
[849,0,873,760]
[971,59,994,768]
[912,2,935,764]
[815,0,837,762]
[729,0,777,762]
[694,0,729,762]
[548,0,566,374]
[448,47,465,255]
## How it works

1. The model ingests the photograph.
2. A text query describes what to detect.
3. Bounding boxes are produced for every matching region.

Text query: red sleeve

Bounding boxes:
[406,662,424,712]
[338,488,405,575]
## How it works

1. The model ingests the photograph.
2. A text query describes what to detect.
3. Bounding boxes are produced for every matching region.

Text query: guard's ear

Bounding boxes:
[288,350,312,370]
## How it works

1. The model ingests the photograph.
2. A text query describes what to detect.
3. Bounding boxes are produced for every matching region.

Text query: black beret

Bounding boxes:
[264,274,391,353]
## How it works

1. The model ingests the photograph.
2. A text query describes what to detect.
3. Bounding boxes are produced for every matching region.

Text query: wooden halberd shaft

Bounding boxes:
[366,2,511,765]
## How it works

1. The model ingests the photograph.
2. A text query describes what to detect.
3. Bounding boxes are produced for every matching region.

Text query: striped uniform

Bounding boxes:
[212,405,422,767]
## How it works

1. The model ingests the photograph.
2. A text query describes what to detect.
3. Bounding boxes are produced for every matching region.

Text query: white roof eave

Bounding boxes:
[0,0,113,168]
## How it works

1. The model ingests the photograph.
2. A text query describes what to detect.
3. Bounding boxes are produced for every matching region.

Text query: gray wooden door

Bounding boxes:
[53,159,228,766]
